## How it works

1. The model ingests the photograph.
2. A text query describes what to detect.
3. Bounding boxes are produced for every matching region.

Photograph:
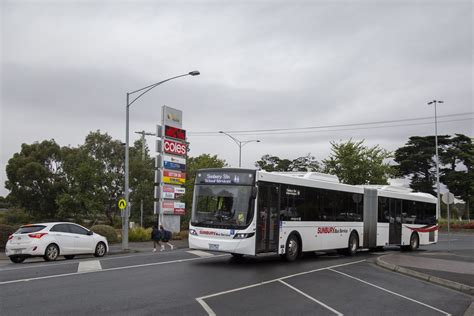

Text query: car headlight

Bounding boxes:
[233,232,255,239]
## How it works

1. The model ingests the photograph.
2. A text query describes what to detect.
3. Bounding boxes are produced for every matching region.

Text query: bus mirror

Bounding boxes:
[251,187,258,199]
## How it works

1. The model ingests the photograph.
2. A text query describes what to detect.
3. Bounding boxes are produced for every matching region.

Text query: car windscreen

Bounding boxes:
[16,225,46,234]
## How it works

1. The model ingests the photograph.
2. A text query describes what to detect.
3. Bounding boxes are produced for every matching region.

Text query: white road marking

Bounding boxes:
[328,268,451,316]
[0,254,228,285]
[77,260,102,273]
[278,280,343,315]
[187,250,215,257]
[0,249,191,272]
[195,259,366,315]
[196,298,217,316]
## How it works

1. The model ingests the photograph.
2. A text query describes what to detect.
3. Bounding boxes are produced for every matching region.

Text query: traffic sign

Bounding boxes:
[442,192,455,205]
[118,198,127,210]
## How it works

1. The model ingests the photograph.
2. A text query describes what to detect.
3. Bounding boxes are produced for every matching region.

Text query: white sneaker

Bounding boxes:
[170,245,174,250]
[153,248,156,252]
[161,246,165,251]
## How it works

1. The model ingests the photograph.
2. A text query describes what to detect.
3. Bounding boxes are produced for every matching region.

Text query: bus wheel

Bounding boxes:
[408,233,419,251]
[345,232,359,256]
[284,234,300,262]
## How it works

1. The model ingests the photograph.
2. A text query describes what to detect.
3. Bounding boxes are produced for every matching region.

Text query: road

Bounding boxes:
[0,234,472,315]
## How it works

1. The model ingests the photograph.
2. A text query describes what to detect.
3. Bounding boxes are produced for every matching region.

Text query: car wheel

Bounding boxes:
[345,232,359,256]
[284,234,300,262]
[64,255,75,260]
[44,244,60,261]
[10,256,26,264]
[94,242,106,257]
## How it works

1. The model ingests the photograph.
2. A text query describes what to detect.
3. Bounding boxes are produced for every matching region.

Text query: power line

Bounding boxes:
[188,112,473,136]
[188,117,474,137]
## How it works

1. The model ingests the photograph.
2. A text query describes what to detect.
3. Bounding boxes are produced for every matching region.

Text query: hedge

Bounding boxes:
[0,224,17,250]
[129,227,152,242]
[91,225,119,243]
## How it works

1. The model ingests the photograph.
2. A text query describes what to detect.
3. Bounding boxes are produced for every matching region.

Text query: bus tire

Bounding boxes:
[345,232,359,256]
[408,232,419,251]
[284,234,300,262]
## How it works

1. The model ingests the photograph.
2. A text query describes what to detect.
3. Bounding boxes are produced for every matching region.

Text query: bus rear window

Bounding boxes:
[16,225,46,234]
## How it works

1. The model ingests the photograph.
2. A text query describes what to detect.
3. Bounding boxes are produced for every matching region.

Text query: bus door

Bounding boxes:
[389,199,402,244]
[256,182,280,253]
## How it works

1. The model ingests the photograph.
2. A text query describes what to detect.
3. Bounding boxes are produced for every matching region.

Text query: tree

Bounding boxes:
[182,154,227,227]
[255,154,291,172]
[439,134,473,219]
[394,135,450,195]
[129,139,155,226]
[323,139,394,185]
[255,153,320,172]
[289,153,321,172]
[79,131,125,225]
[5,140,65,219]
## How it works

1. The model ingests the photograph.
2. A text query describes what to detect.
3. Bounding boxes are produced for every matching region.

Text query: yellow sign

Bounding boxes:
[118,198,127,210]
[163,176,185,185]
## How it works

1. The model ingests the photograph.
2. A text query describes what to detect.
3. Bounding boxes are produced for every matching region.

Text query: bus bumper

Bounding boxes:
[189,235,256,255]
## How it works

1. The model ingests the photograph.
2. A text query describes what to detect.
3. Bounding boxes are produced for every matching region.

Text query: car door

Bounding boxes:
[68,224,95,254]
[49,224,75,254]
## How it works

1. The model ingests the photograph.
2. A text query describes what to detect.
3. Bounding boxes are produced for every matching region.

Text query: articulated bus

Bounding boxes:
[189,168,438,261]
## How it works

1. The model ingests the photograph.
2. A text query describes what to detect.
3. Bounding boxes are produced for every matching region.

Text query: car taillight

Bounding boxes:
[8,235,13,240]
[28,233,48,239]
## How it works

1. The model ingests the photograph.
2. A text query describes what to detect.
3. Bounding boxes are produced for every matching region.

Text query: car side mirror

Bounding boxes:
[87,230,93,236]
[251,187,258,199]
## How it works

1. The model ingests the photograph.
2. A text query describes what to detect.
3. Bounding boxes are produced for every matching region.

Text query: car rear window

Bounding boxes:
[16,225,46,234]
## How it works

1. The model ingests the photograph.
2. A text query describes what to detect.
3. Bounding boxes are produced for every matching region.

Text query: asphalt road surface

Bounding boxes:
[1,235,472,315]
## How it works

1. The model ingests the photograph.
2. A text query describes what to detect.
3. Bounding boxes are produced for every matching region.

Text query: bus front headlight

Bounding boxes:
[189,229,198,236]
[233,232,255,239]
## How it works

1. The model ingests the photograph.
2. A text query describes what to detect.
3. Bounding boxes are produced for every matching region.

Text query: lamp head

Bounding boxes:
[256,140,261,143]
[189,71,200,76]
[219,131,224,134]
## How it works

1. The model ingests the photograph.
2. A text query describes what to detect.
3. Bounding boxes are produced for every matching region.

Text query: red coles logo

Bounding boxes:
[164,139,186,156]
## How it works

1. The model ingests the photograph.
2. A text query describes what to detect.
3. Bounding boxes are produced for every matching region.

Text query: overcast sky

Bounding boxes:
[1,0,473,196]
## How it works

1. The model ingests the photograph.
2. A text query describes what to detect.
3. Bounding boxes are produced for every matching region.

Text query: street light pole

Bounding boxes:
[428,99,443,220]
[123,71,200,251]
[219,131,260,167]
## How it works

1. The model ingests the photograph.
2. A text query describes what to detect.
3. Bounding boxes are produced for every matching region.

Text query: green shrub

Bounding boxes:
[129,227,152,242]
[0,224,18,250]
[0,209,32,226]
[91,225,119,243]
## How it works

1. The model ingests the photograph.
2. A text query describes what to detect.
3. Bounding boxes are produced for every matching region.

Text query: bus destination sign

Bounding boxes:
[196,171,255,185]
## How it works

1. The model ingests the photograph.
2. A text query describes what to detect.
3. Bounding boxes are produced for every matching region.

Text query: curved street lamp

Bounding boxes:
[123,71,200,250]
[219,131,260,168]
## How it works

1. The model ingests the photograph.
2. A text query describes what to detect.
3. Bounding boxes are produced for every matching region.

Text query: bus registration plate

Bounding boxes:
[209,244,219,251]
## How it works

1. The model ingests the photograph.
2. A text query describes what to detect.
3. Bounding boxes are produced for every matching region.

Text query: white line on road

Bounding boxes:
[278,280,343,315]
[187,250,215,257]
[0,254,228,285]
[77,260,102,273]
[0,249,192,272]
[195,259,366,315]
[328,268,451,316]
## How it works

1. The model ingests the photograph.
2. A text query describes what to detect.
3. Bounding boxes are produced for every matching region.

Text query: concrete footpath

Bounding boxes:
[108,238,189,254]
[376,234,474,295]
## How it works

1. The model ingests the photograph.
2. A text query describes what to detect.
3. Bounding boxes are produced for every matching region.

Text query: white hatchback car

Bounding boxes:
[5,222,108,263]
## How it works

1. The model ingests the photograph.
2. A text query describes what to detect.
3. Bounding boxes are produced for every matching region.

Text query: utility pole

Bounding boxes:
[134,131,155,227]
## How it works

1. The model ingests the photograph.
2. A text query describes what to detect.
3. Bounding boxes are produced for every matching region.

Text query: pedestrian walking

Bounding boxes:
[151,224,162,252]
[160,225,174,251]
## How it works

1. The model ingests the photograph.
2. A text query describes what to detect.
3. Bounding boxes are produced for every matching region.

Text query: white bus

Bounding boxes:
[189,168,438,261]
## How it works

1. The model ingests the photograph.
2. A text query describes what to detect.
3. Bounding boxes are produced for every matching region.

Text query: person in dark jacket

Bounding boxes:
[160,225,174,251]
[151,224,162,252]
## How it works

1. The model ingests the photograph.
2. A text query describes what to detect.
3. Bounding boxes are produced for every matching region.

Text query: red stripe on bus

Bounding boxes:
[407,225,438,233]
